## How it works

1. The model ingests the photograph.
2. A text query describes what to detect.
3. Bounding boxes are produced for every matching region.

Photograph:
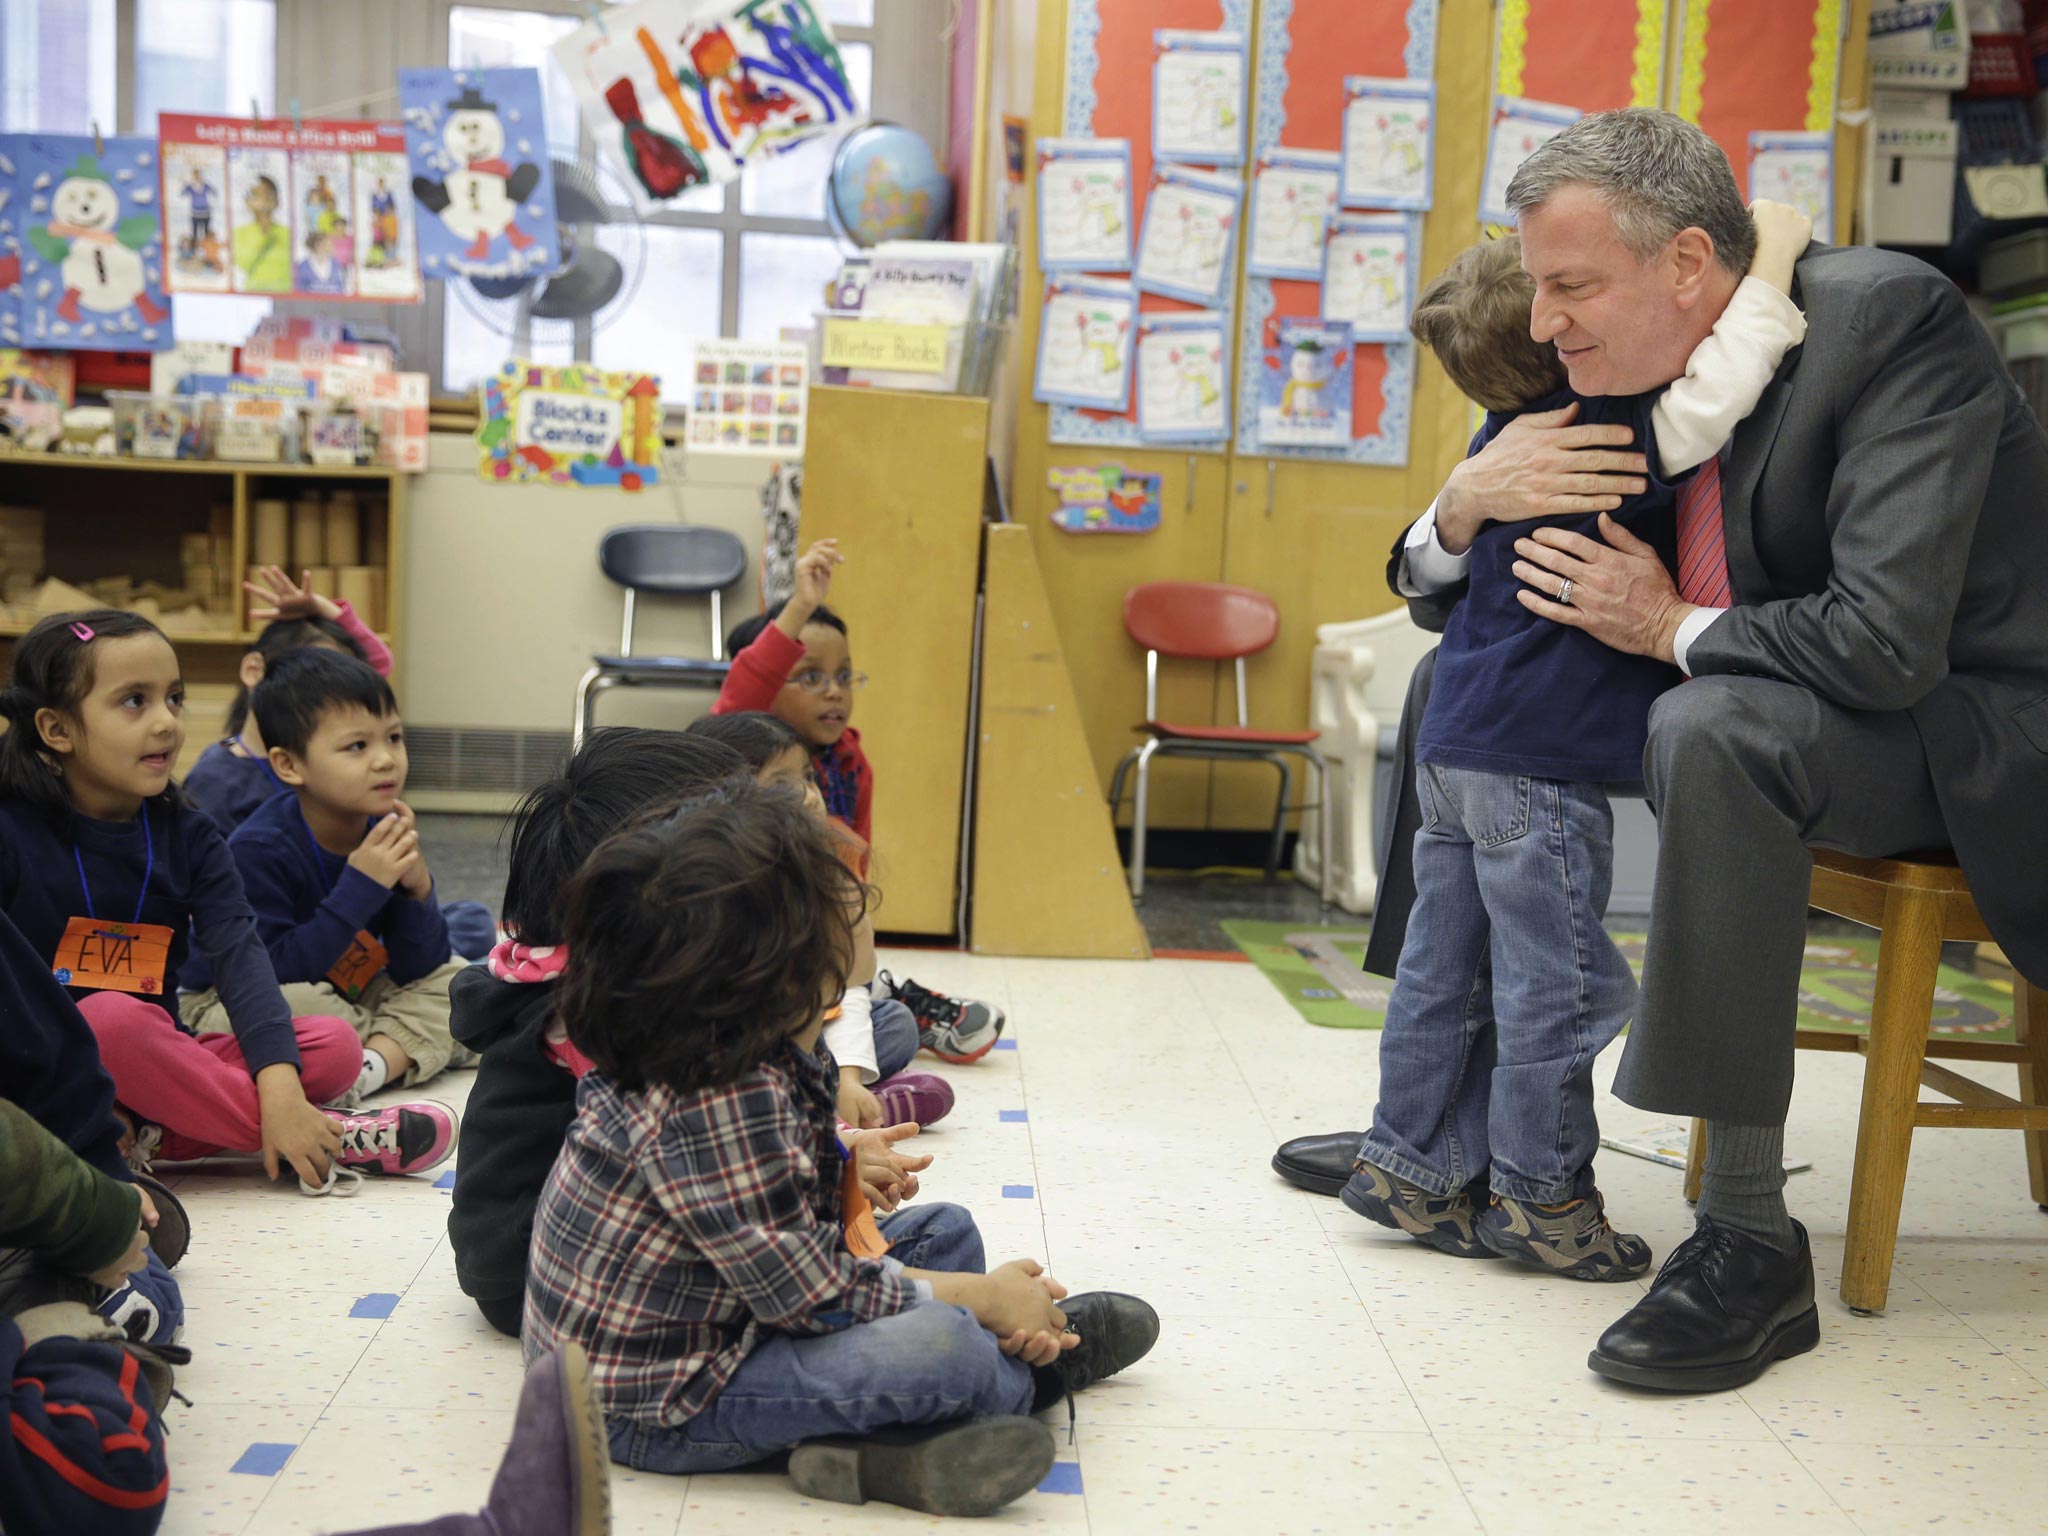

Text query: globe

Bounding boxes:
[827,122,953,247]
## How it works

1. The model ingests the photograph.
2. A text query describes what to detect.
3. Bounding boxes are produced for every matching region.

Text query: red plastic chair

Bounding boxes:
[1107,582,1332,904]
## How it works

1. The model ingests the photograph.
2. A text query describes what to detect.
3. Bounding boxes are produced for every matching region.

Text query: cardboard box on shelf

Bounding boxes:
[1871,90,1961,244]
[337,566,379,631]
[324,494,361,566]
[291,499,326,568]
[252,498,291,568]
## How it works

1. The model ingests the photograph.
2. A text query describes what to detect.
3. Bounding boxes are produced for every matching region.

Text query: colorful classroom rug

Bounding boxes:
[1221,922,2019,1040]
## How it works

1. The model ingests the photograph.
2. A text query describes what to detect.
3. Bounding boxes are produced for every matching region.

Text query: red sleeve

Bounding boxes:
[841,731,873,843]
[333,600,393,679]
[714,625,806,715]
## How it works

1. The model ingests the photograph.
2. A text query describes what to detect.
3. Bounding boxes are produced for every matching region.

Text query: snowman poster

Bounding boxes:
[399,68,560,284]
[1257,318,1354,451]
[0,134,173,353]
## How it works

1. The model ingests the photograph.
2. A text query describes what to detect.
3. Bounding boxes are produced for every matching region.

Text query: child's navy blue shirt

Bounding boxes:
[183,738,292,835]
[1415,386,1690,785]
[0,904,129,1183]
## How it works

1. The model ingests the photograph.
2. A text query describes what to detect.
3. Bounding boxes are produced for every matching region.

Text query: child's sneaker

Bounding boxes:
[1340,1159,1497,1258]
[1477,1192,1653,1280]
[877,971,1005,1063]
[789,1417,1056,1518]
[325,1100,458,1177]
[874,1070,955,1128]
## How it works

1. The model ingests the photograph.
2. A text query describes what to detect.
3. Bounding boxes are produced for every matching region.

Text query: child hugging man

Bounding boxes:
[1341,201,1811,1277]
[716,539,1008,1066]
[183,648,466,1115]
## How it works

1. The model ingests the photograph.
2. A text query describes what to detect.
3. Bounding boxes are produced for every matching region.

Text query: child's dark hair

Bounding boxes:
[0,609,177,825]
[558,780,861,1094]
[226,617,370,735]
[725,601,847,660]
[1409,234,1567,413]
[251,648,397,759]
[501,728,745,947]
[684,710,806,772]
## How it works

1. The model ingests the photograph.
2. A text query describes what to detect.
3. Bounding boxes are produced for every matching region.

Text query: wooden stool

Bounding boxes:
[1681,849,2048,1313]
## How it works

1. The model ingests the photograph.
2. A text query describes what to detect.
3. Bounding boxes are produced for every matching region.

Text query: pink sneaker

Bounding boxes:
[874,1071,955,1128]
[326,1100,458,1177]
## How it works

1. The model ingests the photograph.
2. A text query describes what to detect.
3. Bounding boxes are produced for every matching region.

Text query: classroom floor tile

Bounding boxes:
[149,944,2048,1535]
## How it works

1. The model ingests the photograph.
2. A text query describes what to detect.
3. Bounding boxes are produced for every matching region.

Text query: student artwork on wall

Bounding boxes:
[1047,463,1163,535]
[1152,31,1247,166]
[476,361,663,489]
[1034,278,1135,412]
[1479,98,1581,226]
[1247,147,1340,280]
[0,134,172,352]
[1257,318,1354,450]
[687,337,808,456]
[554,0,860,205]
[159,115,422,303]
[1747,130,1832,233]
[1340,77,1434,210]
[1321,214,1416,344]
[1036,138,1132,272]
[1135,311,1228,444]
[1133,164,1240,306]
[399,68,561,285]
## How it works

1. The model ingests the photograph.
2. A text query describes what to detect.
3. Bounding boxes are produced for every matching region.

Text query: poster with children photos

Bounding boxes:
[0,134,172,352]
[398,68,561,284]
[1748,130,1832,235]
[1135,311,1228,444]
[1247,148,1340,280]
[1321,214,1416,344]
[1034,278,1135,411]
[1133,165,1241,307]
[1480,97,1581,226]
[1340,77,1434,211]
[1036,138,1132,272]
[1153,31,1247,166]
[688,337,809,457]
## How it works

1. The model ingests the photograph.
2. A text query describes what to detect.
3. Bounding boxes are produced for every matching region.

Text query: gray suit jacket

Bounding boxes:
[1370,243,2048,983]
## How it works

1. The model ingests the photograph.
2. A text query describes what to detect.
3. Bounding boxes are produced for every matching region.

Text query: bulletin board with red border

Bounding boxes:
[1673,0,1845,171]
[1230,0,1439,466]
[1048,0,1251,453]
[1492,0,1670,120]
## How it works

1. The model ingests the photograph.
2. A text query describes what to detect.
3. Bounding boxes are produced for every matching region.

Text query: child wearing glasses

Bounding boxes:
[715,542,1007,1072]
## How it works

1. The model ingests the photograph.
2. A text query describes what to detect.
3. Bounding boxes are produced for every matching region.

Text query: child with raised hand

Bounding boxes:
[185,649,467,1126]
[0,610,450,1197]
[685,711,954,1132]
[715,543,1009,1068]
[450,727,748,1338]
[186,566,496,959]
[522,780,1159,1517]
[1344,201,1813,1277]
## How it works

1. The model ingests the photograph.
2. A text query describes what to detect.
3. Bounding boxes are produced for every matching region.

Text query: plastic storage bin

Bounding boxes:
[107,391,208,460]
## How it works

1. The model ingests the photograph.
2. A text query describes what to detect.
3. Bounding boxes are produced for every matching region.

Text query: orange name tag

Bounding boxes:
[840,1153,892,1260]
[52,916,176,995]
[327,930,390,1001]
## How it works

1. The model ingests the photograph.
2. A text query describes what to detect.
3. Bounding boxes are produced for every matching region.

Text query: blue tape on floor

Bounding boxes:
[231,1443,297,1477]
[434,1170,457,1189]
[1038,1462,1083,1495]
[999,1109,1029,1123]
[993,1038,1018,1051]
[349,1292,400,1319]
[1002,1184,1034,1199]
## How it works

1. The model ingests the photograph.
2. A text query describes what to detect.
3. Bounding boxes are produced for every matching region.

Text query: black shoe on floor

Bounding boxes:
[789,1417,1055,1517]
[1043,1292,1160,1395]
[1271,1131,1367,1197]
[1587,1218,1818,1392]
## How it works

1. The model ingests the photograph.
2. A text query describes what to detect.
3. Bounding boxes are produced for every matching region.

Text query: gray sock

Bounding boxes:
[1698,1120,1798,1253]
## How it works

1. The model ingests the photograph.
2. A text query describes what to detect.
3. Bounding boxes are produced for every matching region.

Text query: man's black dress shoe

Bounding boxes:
[1588,1218,1819,1392]
[1270,1132,1367,1197]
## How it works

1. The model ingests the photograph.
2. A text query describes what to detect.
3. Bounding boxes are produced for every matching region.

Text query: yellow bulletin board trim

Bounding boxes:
[1496,2,1670,114]
[819,319,950,375]
[1633,0,1668,106]
[1806,0,1844,132]
[1495,0,1531,98]
[1678,0,1710,123]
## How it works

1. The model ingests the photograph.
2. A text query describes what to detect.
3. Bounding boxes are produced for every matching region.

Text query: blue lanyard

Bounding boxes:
[74,802,153,927]
[236,735,289,794]
[298,806,376,890]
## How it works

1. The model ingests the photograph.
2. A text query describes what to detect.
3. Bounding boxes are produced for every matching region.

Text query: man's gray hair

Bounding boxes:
[1505,108,1755,274]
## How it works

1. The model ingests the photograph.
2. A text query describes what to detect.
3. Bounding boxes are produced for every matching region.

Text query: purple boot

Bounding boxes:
[339,1343,610,1536]
[875,1070,955,1128]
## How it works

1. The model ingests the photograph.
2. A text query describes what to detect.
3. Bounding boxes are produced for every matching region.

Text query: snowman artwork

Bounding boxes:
[27,155,169,329]
[412,85,543,264]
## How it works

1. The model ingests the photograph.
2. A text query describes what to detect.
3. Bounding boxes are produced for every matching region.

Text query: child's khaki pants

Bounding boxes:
[181,957,466,1087]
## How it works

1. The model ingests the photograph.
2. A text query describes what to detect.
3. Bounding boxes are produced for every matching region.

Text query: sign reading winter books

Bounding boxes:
[477,362,663,490]
[399,68,561,285]
[0,134,173,352]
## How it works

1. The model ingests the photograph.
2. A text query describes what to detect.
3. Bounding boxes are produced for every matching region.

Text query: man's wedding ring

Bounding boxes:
[1555,578,1574,607]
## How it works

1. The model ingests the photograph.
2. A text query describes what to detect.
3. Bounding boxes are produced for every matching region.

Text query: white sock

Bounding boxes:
[356,1049,390,1096]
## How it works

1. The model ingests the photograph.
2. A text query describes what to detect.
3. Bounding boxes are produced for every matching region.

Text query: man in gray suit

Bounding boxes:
[1272,109,2048,1390]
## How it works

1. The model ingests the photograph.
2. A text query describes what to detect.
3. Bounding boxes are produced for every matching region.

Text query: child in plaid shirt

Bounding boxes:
[522,779,1159,1518]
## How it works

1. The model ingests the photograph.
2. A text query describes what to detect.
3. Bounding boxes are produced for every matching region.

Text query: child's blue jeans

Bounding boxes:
[1358,764,1636,1205]
[606,1202,1034,1474]
[872,998,919,1080]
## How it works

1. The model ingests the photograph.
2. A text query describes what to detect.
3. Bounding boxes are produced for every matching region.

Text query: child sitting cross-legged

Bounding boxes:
[522,780,1160,1517]
[716,539,1008,1066]
[181,647,463,1172]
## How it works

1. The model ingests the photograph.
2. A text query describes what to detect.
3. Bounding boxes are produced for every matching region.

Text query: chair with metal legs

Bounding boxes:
[1106,581,1333,906]
[571,525,748,749]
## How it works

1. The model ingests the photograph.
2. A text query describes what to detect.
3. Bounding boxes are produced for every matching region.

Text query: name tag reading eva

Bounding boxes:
[53,916,175,995]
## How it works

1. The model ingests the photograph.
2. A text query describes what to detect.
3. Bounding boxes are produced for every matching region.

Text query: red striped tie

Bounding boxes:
[1674,457,1733,609]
